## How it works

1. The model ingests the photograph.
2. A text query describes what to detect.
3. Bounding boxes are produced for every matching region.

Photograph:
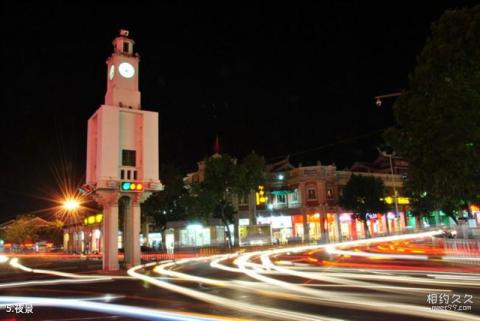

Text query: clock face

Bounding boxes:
[118,62,135,78]
[109,64,115,80]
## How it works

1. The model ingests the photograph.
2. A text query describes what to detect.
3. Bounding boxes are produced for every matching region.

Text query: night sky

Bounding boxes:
[1,1,476,219]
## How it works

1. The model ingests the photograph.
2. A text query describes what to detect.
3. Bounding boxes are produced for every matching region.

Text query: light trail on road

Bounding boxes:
[140,230,480,321]
[0,257,245,321]
[0,296,233,321]
[233,249,478,321]
[129,261,342,321]
[2,230,479,321]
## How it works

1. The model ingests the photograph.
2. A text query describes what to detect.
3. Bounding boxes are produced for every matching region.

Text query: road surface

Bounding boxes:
[1,230,479,321]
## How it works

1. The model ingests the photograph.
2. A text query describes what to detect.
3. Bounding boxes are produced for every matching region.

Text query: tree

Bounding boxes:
[185,152,265,248]
[141,164,188,249]
[339,174,387,238]
[1,215,63,249]
[407,190,439,228]
[385,6,480,223]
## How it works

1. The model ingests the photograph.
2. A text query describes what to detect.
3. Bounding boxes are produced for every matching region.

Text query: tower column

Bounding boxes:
[102,202,119,271]
[122,199,131,265]
[125,203,141,267]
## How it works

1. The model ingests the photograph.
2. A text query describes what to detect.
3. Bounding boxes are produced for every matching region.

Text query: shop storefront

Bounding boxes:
[405,211,417,230]
[291,214,305,239]
[423,211,454,227]
[180,225,208,247]
[307,213,321,241]
[257,215,292,244]
[326,213,339,242]
[140,232,163,250]
[166,220,229,248]
[469,205,479,227]
[337,213,362,241]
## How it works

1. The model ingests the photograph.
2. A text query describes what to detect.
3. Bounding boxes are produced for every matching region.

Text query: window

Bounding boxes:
[277,194,286,204]
[127,170,131,180]
[307,188,317,200]
[122,150,136,166]
[120,170,125,180]
[123,42,129,53]
[292,189,299,202]
[327,188,333,198]
[133,170,137,180]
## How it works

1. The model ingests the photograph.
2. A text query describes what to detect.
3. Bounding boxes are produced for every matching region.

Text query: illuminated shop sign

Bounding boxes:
[384,196,410,205]
[84,214,103,225]
[256,185,268,205]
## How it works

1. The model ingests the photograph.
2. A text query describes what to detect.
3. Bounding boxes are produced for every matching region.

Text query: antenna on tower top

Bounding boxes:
[120,29,130,37]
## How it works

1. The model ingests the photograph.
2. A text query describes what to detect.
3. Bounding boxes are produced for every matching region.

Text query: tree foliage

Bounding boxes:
[384,6,480,221]
[141,163,188,234]
[1,215,63,247]
[185,152,265,247]
[339,174,387,237]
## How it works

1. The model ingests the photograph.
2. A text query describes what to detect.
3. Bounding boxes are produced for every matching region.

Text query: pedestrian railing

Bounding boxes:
[440,238,480,265]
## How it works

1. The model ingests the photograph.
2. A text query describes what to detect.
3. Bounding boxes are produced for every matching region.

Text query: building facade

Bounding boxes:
[180,153,413,246]
[245,155,410,244]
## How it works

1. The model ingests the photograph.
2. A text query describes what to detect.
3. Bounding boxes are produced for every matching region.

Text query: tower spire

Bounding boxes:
[214,135,220,155]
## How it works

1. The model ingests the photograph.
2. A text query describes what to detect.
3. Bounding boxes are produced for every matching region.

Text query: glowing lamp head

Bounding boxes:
[63,199,80,211]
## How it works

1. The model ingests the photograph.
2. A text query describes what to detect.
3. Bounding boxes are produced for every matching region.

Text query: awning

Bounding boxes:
[270,186,297,195]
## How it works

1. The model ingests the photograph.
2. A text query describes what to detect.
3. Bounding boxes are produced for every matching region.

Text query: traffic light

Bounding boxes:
[120,182,144,192]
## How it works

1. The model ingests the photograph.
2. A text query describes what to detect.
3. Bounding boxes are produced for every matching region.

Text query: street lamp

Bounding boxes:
[63,199,80,211]
[374,92,401,107]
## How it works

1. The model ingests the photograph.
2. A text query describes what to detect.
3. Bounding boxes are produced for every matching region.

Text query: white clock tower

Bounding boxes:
[105,29,141,109]
[86,30,162,271]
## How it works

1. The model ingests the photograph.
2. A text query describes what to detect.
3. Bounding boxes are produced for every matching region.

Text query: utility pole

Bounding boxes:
[387,152,400,221]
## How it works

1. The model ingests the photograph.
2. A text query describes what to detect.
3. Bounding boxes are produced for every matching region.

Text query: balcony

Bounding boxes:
[272,201,301,210]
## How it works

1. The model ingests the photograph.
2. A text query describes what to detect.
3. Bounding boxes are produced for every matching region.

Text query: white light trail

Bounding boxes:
[129,260,344,321]
[3,230,478,321]
[0,296,228,321]
[229,231,480,321]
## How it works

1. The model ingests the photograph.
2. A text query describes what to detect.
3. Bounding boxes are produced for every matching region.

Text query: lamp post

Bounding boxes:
[374,92,401,107]
[382,151,399,234]
[375,91,402,234]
